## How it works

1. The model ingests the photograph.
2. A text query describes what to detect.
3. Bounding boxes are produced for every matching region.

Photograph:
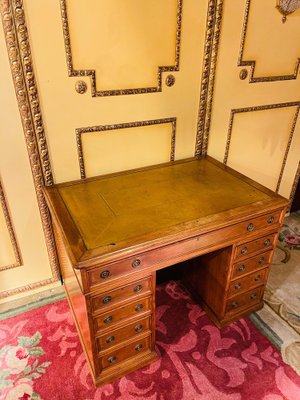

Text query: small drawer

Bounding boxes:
[231,251,272,279]
[100,336,151,370]
[93,297,151,333]
[234,233,276,261]
[240,211,281,236]
[91,278,152,313]
[96,316,151,352]
[228,268,268,298]
[225,286,264,314]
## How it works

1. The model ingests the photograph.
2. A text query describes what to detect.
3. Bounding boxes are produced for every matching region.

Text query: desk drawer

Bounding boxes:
[225,286,264,314]
[234,233,276,261]
[94,297,151,333]
[91,277,152,314]
[228,268,268,298]
[231,251,272,279]
[96,316,151,353]
[99,335,151,370]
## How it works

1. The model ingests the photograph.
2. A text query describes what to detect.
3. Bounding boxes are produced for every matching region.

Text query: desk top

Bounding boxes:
[44,157,287,265]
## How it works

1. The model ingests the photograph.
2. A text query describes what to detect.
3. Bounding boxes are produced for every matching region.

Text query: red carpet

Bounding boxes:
[1,281,300,400]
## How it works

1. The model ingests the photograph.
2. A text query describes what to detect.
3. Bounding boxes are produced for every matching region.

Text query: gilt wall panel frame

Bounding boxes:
[238,0,300,83]
[0,0,60,298]
[60,0,183,97]
[0,178,22,271]
[76,118,177,179]
[223,102,300,196]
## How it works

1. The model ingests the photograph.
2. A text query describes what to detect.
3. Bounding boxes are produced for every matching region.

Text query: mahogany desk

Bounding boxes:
[44,156,288,386]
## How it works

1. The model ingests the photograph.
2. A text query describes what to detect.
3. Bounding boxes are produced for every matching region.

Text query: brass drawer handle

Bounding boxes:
[102,296,112,304]
[100,270,110,279]
[231,301,239,308]
[238,264,245,271]
[268,215,274,224]
[135,324,143,333]
[108,356,116,364]
[132,259,141,268]
[241,247,248,255]
[103,316,113,324]
[264,239,270,246]
[135,304,143,312]
[250,293,257,300]
[254,274,261,281]
[258,257,265,265]
[106,335,115,344]
[247,223,254,232]
[235,283,241,290]
[135,344,143,352]
[134,285,142,293]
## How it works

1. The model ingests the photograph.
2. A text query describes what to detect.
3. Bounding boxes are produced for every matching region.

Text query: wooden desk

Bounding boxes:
[44,156,288,386]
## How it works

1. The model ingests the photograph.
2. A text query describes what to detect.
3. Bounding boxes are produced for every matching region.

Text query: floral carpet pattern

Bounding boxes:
[1,281,300,400]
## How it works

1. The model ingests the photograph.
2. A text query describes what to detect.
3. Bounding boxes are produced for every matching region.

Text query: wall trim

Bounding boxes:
[60,0,183,97]
[238,0,300,83]
[289,161,300,210]
[223,102,300,196]
[76,118,177,179]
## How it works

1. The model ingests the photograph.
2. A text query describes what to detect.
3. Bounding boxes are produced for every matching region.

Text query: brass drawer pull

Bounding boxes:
[231,301,239,308]
[106,335,115,344]
[250,293,257,300]
[268,215,274,224]
[238,265,245,271]
[100,270,110,279]
[235,283,241,290]
[135,344,143,352]
[135,324,143,333]
[108,356,116,364]
[247,223,254,232]
[103,316,113,324]
[135,304,143,312]
[241,246,248,255]
[134,285,142,293]
[258,257,265,265]
[264,239,270,246]
[254,274,261,281]
[102,296,112,304]
[132,259,141,268]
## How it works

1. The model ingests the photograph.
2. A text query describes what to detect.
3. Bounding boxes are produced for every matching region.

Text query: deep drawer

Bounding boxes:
[99,336,151,370]
[96,316,151,353]
[231,251,273,279]
[234,233,276,261]
[91,277,152,314]
[228,268,268,298]
[225,286,264,314]
[93,296,151,333]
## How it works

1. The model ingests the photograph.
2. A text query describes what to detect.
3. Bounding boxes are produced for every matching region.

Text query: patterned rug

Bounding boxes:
[252,212,300,375]
[1,281,300,400]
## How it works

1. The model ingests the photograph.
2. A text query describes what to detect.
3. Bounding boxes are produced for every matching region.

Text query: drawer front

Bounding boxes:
[100,336,151,370]
[231,251,272,279]
[91,278,152,314]
[234,233,276,261]
[228,268,268,298]
[94,297,151,333]
[225,286,264,314]
[96,316,151,352]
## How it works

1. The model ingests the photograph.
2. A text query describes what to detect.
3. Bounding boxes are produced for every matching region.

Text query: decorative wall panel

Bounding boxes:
[60,0,182,96]
[77,118,176,178]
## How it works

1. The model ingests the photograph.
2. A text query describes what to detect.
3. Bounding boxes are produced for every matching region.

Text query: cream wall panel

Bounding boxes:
[207,0,300,200]
[0,194,17,268]
[24,0,207,183]
[0,24,57,298]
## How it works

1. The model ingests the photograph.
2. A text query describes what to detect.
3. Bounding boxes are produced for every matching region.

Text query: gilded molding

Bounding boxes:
[238,0,300,83]
[0,0,60,288]
[0,278,56,299]
[76,118,177,179]
[195,0,224,157]
[60,0,183,97]
[223,102,300,194]
[0,179,22,271]
[289,161,300,210]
